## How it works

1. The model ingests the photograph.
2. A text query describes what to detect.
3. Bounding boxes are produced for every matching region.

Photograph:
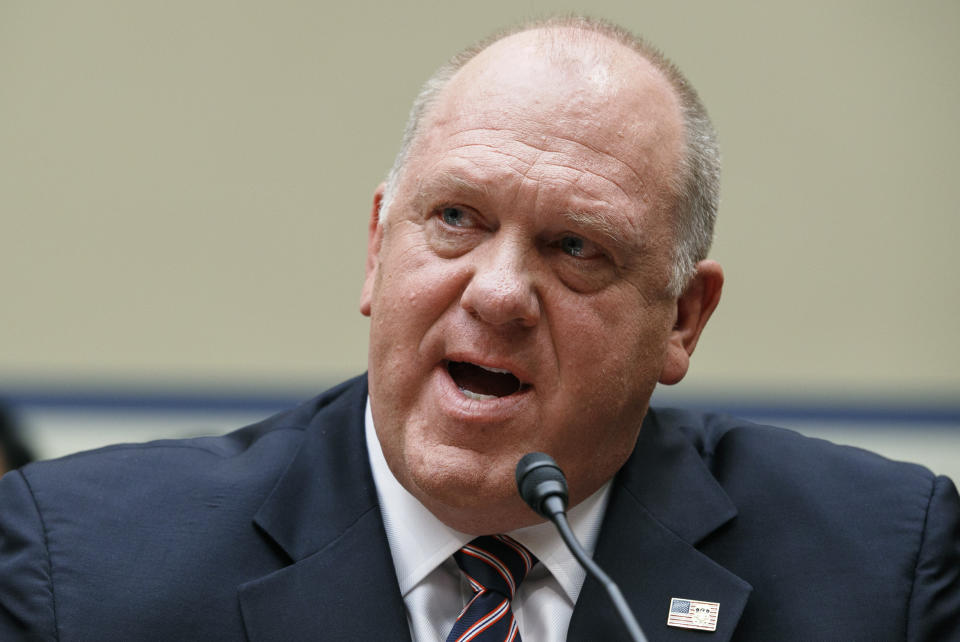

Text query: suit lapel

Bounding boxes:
[568,408,753,641]
[238,376,411,642]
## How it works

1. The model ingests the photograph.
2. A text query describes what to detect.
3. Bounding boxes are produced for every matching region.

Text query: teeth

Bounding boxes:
[477,364,512,375]
[459,387,498,401]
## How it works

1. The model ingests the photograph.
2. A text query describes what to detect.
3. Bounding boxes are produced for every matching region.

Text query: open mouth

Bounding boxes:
[447,361,529,400]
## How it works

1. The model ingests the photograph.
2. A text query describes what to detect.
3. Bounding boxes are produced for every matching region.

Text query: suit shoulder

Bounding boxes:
[20,407,300,490]
[652,406,937,489]
[649,406,947,545]
[15,375,367,514]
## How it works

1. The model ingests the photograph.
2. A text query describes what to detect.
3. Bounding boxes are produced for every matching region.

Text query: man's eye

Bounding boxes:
[558,235,603,260]
[560,236,586,257]
[440,206,469,227]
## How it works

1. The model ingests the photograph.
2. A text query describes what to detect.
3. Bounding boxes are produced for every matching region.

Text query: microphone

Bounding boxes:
[516,453,648,642]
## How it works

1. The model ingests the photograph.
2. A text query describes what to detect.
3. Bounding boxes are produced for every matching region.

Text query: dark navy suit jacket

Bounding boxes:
[1,375,958,640]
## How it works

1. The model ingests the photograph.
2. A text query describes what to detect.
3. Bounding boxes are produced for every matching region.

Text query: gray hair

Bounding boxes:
[381,16,720,296]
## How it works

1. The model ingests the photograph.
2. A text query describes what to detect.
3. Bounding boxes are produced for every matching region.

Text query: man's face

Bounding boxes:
[362,32,707,533]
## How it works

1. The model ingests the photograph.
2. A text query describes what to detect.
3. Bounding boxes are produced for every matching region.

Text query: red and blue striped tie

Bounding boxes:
[445,534,537,642]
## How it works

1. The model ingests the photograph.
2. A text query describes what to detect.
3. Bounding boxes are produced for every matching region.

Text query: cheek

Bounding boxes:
[372,232,451,323]
[367,230,475,373]
[550,292,674,419]
[555,289,673,369]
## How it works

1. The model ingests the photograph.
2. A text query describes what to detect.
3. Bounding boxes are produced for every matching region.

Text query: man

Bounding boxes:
[0,402,34,475]
[1,16,957,641]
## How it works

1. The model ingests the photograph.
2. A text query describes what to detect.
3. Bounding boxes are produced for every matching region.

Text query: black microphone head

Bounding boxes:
[515,452,569,517]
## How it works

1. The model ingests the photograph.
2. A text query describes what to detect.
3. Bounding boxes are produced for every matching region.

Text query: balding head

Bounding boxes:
[382,16,719,295]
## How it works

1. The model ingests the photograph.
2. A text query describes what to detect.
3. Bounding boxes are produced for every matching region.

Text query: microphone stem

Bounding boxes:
[551,510,648,642]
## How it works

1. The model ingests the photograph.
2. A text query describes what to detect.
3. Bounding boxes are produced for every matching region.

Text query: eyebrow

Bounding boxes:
[561,209,645,258]
[412,173,490,211]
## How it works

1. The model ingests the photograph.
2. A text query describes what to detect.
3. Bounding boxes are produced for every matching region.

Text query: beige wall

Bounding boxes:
[3,1,958,401]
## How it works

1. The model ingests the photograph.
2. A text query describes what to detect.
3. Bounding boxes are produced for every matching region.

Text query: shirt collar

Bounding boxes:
[365,397,612,604]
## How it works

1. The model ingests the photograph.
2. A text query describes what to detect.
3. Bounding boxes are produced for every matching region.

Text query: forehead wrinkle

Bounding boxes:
[553,159,643,208]
[452,126,649,192]
[409,143,549,210]
[434,133,644,209]
[516,143,645,214]
[545,133,649,196]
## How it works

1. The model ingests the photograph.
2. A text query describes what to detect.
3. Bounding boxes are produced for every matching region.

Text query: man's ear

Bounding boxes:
[359,184,386,317]
[658,260,724,385]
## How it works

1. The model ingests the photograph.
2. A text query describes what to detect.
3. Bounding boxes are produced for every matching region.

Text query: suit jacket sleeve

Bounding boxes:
[908,474,960,641]
[0,469,58,641]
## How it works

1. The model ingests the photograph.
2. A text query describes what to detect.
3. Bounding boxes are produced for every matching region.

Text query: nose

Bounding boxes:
[459,240,541,328]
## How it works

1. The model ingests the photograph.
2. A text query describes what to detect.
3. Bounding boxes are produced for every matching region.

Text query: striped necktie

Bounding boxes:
[445,534,537,642]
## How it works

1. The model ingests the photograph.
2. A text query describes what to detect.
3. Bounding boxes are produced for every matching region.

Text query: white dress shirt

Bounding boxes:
[365,398,612,641]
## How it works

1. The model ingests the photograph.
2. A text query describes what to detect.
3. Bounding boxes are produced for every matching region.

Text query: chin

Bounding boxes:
[402,442,538,533]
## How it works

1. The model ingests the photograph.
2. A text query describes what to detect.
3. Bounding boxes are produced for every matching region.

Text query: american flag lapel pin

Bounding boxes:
[667,597,720,632]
